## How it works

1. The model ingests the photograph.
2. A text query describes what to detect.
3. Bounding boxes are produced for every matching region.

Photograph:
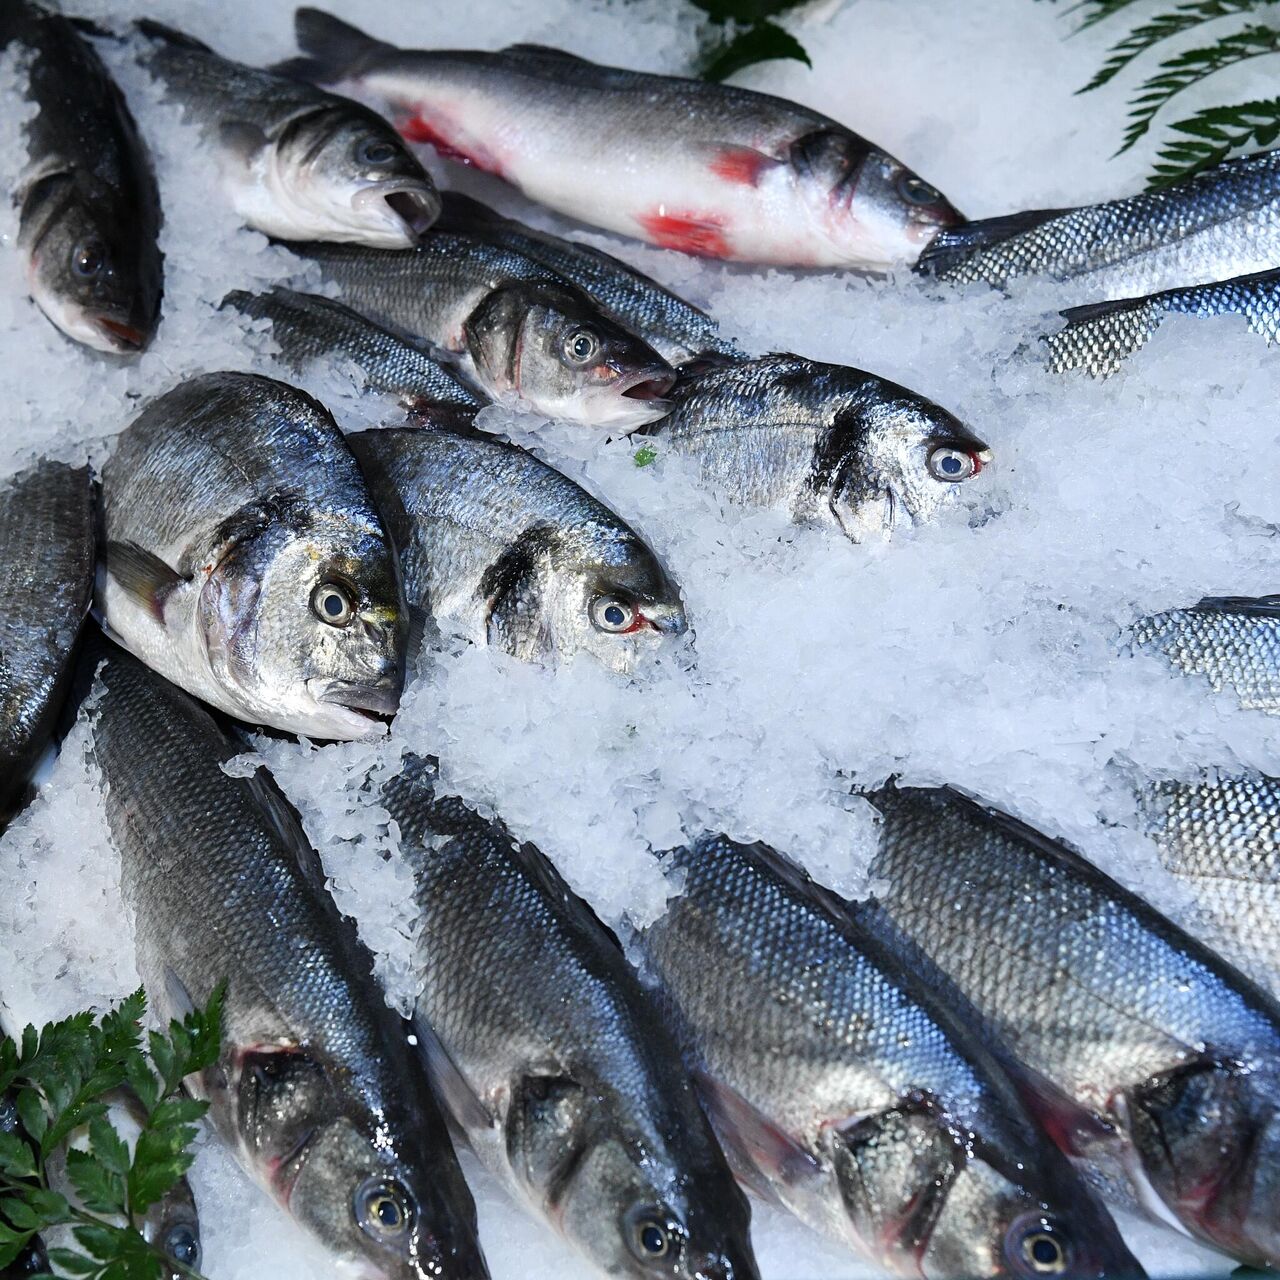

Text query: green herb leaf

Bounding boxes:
[47,1247,102,1275]
[0,1132,38,1180]
[700,19,811,81]
[66,1149,126,1216]
[633,444,659,467]
[1148,94,1280,182]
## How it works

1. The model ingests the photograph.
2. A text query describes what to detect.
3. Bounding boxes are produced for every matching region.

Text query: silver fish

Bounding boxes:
[91,648,488,1280]
[1045,268,1280,377]
[0,461,94,818]
[137,19,439,246]
[865,783,1280,1268]
[280,9,961,270]
[643,354,993,542]
[98,371,407,740]
[288,237,676,427]
[222,286,484,418]
[918,150,1280,302]
[5,1,162,353]
[384,755,759,1279]
[142,1168,202,1280]
[348,426,686,673]
[637,834,1143,1278]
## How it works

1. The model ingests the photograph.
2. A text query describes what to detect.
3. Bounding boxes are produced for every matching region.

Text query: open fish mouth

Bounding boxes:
[319,677,402,719]
[352,182,441,239]
[617,367,677,407]
[96,316,148,352]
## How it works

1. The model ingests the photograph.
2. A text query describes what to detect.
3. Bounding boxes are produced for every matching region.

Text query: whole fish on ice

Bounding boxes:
[98,371,407,739]
[280,8,961,270]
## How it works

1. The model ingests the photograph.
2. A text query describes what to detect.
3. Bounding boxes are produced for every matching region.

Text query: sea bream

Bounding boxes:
[639,354,993,542]
[919,150,1280,303]
[348,426,687,672]
[3,0,162,352]
[136,18,439,246]
[289,237,676,427]
[636,834,1144,1278]
[91,649,488,1280]
[383,755,760,1279]
[97,371,407,739]
[864,783,1280,1268]
[280,8,961,270]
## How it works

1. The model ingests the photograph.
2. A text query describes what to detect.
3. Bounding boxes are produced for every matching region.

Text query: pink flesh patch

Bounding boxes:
[709,147,771,187]
[637,209,732,259]
[397,112,504,178]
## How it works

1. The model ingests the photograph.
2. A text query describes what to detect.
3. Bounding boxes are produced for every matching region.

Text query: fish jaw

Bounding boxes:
[350,180,443,245]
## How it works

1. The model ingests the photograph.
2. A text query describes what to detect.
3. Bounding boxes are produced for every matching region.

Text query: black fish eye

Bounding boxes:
[898,174,941,206]
[1022,1230,1066,1274]
[311,581,356,626]
[357,137,399,166]
[72,240,105,278]
[355,1178,412,1238]
[589,595,637,633]
[636,1220,669,1257]
[163,1224,200,1268]
[927,444,978,482]
[564,328,599,365]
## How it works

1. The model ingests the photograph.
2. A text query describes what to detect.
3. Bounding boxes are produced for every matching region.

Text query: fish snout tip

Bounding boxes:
[618,366,678,406]
[320,676,402,719]
[96,315,149,353]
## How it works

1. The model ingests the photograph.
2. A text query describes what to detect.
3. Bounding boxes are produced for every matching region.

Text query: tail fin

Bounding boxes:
[278,7,393,84]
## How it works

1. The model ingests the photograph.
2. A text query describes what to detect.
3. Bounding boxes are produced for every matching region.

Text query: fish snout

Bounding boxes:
[95,315,148,353]
[352,181,442,241]
[321,675,402,719]
[616,366,677,407]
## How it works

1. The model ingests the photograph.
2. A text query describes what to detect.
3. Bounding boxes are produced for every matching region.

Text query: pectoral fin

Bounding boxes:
[105,541,186,623]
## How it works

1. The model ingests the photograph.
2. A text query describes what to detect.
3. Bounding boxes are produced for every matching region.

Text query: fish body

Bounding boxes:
[637,834,1143,1278]
[0,462,94,816]
[98,371,407,739]
[348,426,686,672]
[919,151,1280,301]
[283,9,960,270]
[91,650,488,1280]
[1045,267,1280,376]
[222,287,484,417]
[644,354,992,541]
[865,784,1280,1267]
[138,19,438,246]
[384,756,759,1279]
[4,0,162,352]
[436,192,742,363]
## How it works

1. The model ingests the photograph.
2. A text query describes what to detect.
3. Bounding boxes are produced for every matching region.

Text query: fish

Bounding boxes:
[136,19,439,246]
[434,192,743,364]
[279,9,961,270]
[348,426,687,673]
[221,287,485,419]
[639,354,993,542]
[1128,595,1280,715]
[918,150,1280,301]
[383,754,759,1279]
[286,237,676,427]
[0,461,95,818]
[863,782,1280,1268]
[3,0,162,353]
[97,371,407,740]
[90,648,489,1280]
[1044,267,1280,377]
[636,834,1144,1278]
[0,1088,48,1278]
[142,1167,202,1280]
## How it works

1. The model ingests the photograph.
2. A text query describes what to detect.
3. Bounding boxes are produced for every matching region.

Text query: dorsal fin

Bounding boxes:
[1190,594,1280,618]
[1058,295,1146,325]
[135,18,213,53]
[915,208,1071,277]
[500,43,593,64]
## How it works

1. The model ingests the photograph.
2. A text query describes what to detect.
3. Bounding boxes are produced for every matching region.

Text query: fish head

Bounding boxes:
[196,502,408,738]
[140,1176,201,1280]
[271,106,441,247]
[464,282,676,426]
[22,173,161,353]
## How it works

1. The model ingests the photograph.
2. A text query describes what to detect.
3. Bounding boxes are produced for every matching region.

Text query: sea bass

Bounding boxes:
[98,372,407,739]
[640,354,992,542]
[348,426,686,672]
[865,783,1280,1268]
[384,755,759,1279]
[281,9,961,270]
[0,462,94,817]
[137,19,439,246]
[1044,267,1280,377]
[4,0,162,352]
[288,237,676,427]
[91,649,488,1279]
[636,834,1143,1278]
[222,287,484,418]
[919,150,1280,302]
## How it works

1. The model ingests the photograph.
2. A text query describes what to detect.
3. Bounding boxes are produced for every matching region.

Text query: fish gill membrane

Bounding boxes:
[1,0,1280,1277]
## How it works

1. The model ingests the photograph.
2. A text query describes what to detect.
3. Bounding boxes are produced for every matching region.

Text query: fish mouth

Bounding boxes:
[319,678,403,719]
[95,316,148,352]
[617,368,677,407]
[353,182,441,239]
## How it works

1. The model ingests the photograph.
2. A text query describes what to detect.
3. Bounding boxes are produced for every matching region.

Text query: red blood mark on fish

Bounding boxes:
[709,146,772,187]
[397,112,504,178]
[637,209,731,259]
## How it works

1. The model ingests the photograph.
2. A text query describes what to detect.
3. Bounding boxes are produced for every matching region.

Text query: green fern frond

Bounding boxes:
[1148,95,1280,181]
[1068,0,1151,29]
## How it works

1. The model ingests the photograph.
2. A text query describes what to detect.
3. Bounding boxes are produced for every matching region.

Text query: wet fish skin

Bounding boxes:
[282,9,960,270]
[289,237,676,427]
[98,371,407,740]
[348,426,686,673]
[1129,595,1280,715]
[918,151,1280,301]
[1045,267,1280,377]
[865,783,1280,1268]
[0,462,95,818]
[91,650,488,1280]
[637,834,1143,1278]
[137,19,439,247]
[4,0,162,353]
[222,287,485,417]
[384,756,759,1280]
[644,354,992,542]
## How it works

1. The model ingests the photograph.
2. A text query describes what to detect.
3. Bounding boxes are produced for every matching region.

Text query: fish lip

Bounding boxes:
[95,316,148,352]
[352,181,440,238]
[617,368,677,405]
[319,678,403,718]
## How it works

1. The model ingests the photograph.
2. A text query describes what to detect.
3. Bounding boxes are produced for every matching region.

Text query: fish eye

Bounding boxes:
[1007,1218,1069,1276]
[563,328,600,366]
[635,1219,670,1258]
[354,1178,413,1239]
[162,1224,200,1269]
[897,173,942,206]
[589,596,638,633]
[72,240,105,278]
[926,444,978,482]
[356,136,400,166]
[311,581,356,627]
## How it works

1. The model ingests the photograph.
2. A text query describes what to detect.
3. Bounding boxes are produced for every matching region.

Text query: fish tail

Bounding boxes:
[280,7,393,84]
